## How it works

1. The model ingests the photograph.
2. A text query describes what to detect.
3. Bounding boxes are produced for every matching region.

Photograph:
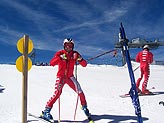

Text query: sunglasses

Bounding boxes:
[64,43,74,48]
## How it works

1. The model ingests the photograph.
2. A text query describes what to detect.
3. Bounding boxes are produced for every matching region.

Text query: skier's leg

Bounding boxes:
[68,76,87,105]
[67,77,90,116]
[136,67,143,92]
[142,66,150,94]
[46,77,65,108]
[41,77,64,120]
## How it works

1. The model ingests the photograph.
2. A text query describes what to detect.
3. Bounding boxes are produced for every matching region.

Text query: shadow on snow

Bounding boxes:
[0,87,5,93]
[28,114,148,123]
[91,114,149,123]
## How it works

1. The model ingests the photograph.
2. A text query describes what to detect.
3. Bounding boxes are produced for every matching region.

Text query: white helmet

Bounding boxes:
[63,38,74,49]
[143,45,150,50]
[63,38,74,44]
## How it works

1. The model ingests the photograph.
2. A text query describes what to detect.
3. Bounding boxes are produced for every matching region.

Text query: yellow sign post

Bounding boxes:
[16,56,32,72]
[16,35,33,123]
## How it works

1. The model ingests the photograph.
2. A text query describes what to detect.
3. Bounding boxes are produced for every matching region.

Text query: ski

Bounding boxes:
[28,112,92,123]
[120,87,156,98]
[120,92,158,98]
[88,116,94,123]
[82,113,94,123]
[119,23,143,123]
[28,112,57,123]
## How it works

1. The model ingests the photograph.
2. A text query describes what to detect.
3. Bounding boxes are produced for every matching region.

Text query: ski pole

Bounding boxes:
[74,61,79,121]
[87,49,116,61]
[133,66,139,72]
[58,97,60,123]
[74,95,79,121]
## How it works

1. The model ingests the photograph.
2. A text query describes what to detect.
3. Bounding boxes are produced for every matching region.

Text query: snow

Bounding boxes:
[0,62,164,123]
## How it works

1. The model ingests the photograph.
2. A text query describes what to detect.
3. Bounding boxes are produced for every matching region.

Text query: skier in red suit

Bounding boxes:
[135,45,153,94]
[41,38,91,121]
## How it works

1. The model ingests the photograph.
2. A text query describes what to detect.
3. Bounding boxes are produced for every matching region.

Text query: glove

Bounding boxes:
[60,54,67,60]
[73,53,82,61]
[77,55,82,61]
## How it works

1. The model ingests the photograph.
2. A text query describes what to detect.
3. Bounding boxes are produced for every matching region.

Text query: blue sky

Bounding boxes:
[0,0,164,65]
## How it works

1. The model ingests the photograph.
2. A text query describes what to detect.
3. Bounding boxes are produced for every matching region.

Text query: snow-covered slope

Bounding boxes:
[0,63,164,123]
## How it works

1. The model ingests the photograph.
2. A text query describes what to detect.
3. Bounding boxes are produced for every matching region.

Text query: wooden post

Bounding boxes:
[22,35,29,123]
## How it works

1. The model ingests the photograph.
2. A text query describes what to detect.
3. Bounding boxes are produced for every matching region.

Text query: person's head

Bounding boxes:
[63,38,74,52]
[143,44,150,51]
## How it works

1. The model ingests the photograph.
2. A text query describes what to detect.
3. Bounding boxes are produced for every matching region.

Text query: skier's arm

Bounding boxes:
[73,51,87,67]
[78,58,87,67]
[50,51,61,66]
[149,53,153,64]
[135,52,140,63]
[77,54,87,67]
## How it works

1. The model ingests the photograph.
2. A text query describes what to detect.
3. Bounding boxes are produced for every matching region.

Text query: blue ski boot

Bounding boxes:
[81,105,94,123]
[40,107,53,122]
[82,105,90,117]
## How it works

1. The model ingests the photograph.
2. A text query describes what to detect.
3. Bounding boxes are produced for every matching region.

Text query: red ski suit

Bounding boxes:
[135,49,153,92]
[46,49,87,108]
